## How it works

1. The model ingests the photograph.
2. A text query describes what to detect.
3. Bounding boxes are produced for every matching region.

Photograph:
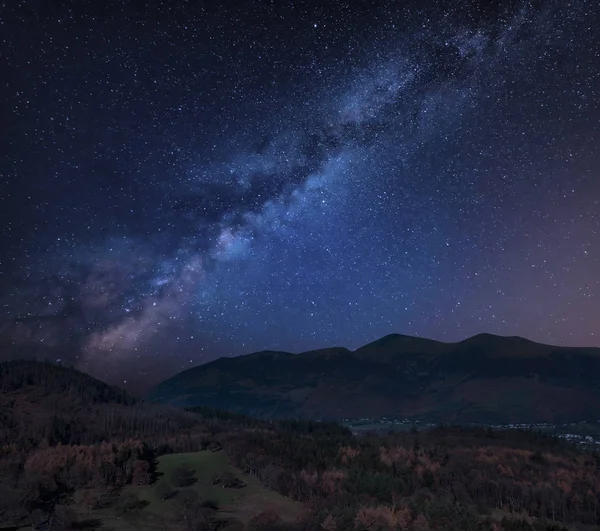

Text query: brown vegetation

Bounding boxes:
[1,361,599,531]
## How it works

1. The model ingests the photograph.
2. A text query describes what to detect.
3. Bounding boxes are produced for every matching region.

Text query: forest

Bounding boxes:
[1,361,599,530]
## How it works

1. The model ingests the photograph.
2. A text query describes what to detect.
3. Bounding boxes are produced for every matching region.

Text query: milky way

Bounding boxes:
[1,0,599,392]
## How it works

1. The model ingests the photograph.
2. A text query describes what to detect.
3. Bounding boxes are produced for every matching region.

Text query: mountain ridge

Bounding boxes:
[148,333,600,423]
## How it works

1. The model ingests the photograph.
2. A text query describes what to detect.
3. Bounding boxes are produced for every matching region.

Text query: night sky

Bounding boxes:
[1,0,599,392]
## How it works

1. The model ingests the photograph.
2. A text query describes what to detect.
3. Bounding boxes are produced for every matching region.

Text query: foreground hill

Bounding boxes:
[148,333,600,423]
[0,361,302,529]
[0,360,203,448]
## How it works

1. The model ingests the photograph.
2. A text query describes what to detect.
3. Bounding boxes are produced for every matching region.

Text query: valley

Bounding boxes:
[343,418,600,448]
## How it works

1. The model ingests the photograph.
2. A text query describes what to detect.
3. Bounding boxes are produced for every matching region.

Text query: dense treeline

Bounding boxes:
[0,360,134,405]
[0,361,216,526]
[0,360,209,450]
[1,362,599,530]
[195,409,599,530]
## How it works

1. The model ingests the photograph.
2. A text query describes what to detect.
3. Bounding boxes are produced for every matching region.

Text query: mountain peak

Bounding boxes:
[463,333,530,342]
[355,333,447,358]
[148,333,600,423]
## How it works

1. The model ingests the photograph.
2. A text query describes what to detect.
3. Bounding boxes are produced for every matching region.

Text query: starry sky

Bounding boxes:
[1,0,599,392]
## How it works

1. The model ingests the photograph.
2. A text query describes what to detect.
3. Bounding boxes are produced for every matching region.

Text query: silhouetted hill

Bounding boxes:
[148,333,600,423]
[0,359,135,404]
[0,360,199,448]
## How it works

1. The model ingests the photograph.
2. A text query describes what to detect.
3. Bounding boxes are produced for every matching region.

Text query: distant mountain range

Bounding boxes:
[147,333,600,423]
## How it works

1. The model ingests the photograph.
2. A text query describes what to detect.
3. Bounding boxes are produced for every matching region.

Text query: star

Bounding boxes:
[0,0,599,394]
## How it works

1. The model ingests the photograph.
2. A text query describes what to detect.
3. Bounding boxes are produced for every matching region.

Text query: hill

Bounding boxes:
[0,360,205,449]
[147,333,600,423]
[0,361,303,529]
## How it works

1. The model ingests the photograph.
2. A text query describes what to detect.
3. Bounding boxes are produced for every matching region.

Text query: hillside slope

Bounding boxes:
[0,360,199,448]
[148,333,600,423]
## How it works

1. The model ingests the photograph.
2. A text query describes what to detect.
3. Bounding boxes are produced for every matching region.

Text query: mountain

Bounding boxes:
[147,333,600,423]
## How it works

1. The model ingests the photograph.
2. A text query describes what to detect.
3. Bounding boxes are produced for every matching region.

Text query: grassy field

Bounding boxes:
[130,450,242,509]
[138,450,301,523]
[125,450,302,527]
[2,450,302,531]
